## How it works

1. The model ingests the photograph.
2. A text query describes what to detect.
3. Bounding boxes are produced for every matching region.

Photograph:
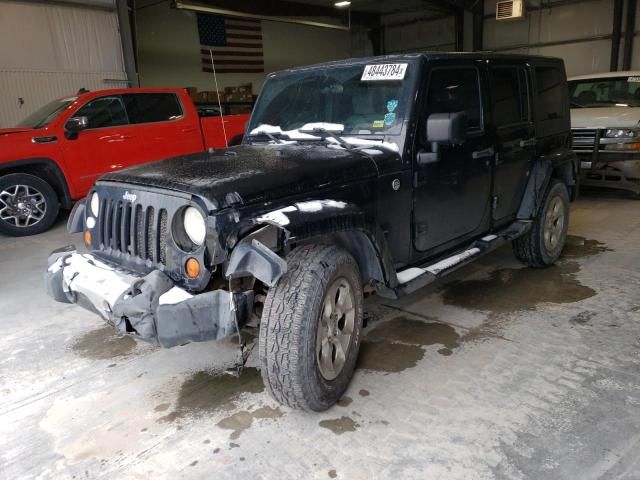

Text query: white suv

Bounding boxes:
[569,71,640,195]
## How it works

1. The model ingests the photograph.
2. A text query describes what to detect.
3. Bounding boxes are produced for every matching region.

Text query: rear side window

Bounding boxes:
[490,67,529,126]
[535,67,565,121]
[122,94,183,124]
[426,68,482,131]
[74,96,128,129]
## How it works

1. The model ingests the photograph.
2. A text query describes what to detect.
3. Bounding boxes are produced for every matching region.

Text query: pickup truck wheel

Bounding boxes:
[0,174,59,237]
[512,179,570,268]
[259,244,363,411]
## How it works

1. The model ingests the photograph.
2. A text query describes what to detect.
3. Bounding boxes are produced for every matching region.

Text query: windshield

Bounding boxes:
[247,61,418,139]
[569,76,640,108]
[16,97,77,129]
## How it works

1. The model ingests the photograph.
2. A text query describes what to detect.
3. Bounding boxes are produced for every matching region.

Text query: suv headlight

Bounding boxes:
[605,128,640,138]
[89,192,100,217]
[183,207,206,245]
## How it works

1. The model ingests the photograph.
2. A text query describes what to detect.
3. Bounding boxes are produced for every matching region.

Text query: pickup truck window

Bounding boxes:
[16,97,77,129]
[248,63,417,136]
[568,76,640,108]
[490,67,529,126]
[426,68,482,131]
[122,93,183,124]
[75,96,129,129]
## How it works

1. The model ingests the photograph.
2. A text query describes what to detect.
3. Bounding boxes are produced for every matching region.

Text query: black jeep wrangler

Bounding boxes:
[46,53,578,411]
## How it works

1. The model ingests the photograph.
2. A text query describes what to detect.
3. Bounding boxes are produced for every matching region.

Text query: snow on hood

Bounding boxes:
[571,107,640,128]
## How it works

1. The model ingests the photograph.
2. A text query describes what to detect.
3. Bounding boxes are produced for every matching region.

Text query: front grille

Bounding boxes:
[99,198,168,265]
[571,128,599,152]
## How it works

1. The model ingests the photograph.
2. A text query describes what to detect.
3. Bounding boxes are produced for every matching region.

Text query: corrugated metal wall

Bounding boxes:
[0,0,127,127]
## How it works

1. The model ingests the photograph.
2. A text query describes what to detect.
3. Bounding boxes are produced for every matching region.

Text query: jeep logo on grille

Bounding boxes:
[122,191,137,202]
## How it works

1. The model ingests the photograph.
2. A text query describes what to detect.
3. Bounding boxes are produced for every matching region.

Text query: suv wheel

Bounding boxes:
[513,178,570,267]
[0,174,60,237]
[259,244,363,411]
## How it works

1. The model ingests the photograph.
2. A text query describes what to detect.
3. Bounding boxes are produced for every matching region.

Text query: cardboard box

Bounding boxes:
[224,93,252,103]
[224,83,253,96]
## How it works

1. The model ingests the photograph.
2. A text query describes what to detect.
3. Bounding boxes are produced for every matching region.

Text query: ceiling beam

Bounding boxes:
[172,0,380,27]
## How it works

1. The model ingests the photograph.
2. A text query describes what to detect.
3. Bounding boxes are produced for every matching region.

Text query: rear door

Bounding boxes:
[122,93,202,162]
[60,95,145,194]
[488,63,535,225]
[412,63,493,256]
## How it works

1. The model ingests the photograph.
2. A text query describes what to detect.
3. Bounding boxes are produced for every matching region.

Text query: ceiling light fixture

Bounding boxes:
[334,1,351,7]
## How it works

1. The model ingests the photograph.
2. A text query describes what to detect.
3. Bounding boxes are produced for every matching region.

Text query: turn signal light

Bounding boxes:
[84,230,91,245]
[185,257,201,278]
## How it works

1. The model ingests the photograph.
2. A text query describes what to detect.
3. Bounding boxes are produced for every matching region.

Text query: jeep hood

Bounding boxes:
[571,107,640,128]
[100,144,382,208]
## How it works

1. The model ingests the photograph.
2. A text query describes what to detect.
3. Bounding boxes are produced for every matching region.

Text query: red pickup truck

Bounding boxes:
[0,88,248,236]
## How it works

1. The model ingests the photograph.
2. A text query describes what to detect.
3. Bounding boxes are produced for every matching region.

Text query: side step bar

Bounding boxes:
[392,222,530,297]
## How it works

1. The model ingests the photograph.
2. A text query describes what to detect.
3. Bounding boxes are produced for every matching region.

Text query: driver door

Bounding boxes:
[412,64,493,258]
[61,95,145,194]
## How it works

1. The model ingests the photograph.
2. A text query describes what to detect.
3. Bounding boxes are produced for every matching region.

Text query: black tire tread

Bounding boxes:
[512,178,569,268]
[259,244,360,411]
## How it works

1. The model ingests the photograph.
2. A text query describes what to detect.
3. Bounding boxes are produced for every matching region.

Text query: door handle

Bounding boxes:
[519,138,537,148]
[471,147,495,159]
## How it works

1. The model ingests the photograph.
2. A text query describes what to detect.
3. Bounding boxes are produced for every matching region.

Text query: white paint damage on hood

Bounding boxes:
[571,107,640,128]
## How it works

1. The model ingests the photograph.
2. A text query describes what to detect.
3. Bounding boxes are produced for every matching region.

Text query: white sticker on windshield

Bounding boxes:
[361,64,408,81]
[628,76,640,83]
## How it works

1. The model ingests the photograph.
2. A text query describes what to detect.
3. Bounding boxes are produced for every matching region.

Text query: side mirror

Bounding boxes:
[64,116,88,139]
[418,112,468,166]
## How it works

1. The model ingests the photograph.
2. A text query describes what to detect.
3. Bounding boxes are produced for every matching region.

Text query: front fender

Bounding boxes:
[232,199,397,290]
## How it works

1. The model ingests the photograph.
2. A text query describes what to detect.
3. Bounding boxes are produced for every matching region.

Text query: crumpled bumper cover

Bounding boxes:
[44,246,252,348]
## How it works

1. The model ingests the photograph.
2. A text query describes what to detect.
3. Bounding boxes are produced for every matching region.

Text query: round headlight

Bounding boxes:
[183,207,206,245]
[90,192,100,217]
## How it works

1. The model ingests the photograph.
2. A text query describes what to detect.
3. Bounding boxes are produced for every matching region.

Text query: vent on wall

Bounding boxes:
[496,0,525,20]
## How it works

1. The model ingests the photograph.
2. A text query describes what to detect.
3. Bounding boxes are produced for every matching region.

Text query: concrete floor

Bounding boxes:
[1,192,639,479]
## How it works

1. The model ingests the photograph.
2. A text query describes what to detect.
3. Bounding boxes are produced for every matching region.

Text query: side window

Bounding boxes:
[74,96,128,129]
[490,67,529,126]
[535,67,565,121]
[122,94,183,124]
[426,68,482,131]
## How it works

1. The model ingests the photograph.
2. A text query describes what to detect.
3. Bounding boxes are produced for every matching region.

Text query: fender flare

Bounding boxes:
[227,200,397,290]
[0,157,73,208]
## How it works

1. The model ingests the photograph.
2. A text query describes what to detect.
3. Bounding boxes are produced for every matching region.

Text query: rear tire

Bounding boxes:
[259,244,363,411]
[513,179,570,267]
[0,173,59,237]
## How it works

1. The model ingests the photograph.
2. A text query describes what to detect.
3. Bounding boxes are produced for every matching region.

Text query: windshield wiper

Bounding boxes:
[298,127,353,150]
[247,131,289,144]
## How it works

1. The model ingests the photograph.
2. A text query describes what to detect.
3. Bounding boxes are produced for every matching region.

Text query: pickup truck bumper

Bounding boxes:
[44,246,253,348]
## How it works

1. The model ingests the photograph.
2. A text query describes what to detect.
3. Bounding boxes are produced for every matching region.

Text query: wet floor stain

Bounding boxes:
[158,367,264,423]
[441,262,596,313]
[71,326,137,359]
[563,235,612,258]
[154,403,170,412]
[319,416,359,435]
[570,310,597,326]
[328,470,338,478]
[357,316,460,373]
[216,406,283,440]
[337,396,353,407]
[359,389,370,397]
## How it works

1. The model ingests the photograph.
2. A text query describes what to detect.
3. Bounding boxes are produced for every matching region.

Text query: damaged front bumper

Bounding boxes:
[44,246,253,348]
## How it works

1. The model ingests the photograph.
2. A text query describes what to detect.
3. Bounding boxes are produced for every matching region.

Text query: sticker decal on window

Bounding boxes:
[361,64,408,81]
[372,120,385,128]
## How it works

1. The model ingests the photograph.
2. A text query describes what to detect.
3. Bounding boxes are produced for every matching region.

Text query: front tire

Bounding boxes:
[259,244,364,411]
[0,173,59,236]
[513,178,570,267]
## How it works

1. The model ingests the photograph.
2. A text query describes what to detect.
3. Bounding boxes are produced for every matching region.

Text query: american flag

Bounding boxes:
[197,13,264,74]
